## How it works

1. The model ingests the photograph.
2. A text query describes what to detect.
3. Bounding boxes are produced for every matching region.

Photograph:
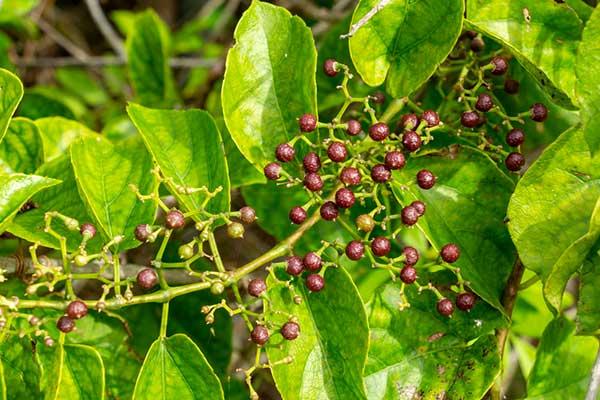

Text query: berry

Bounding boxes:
[320,201,339,221]
[248,278,267,297]
[240,206,256,224]
[335,188,355,208]
[323,59,338,77]
[475,93,494,112]
[303,252,322,271]
[306,274,325,292]
[134,224,152,242]
[137,268,158,290]
[44,337,54,347]
[166,210,185,230]
[264,162,282,180]
[227,222,245,239]
[80,223,96,239]
[461,111,481,128]
[506,129,525,147]
[465,30,478,39]
[286,256,304,276]
[372,92,386,104]
[456,292,477,311]
[211,282,225,295]
[356,214,375,232]
[490,56,508,75]
[281,322,300,340]
[340,167,361,186]
[422,110,440,127]
[346,119,362,136]
[369,122,390,141]
[470,37,485,52]
[416,170,436,189]
[327,142,347,162]
[530,103,548,122]
[400,266,417,284]
[505,152,525,171]
[385,151,406,170]
[251,325,269,345]
[403,246,419,266]
[299,113,317,132]
[57,316,75,333]
[504,79,520,94]
[289,206,307,224]
[401,205,419,226]
[276,143,295,162]
[179,244,195,259]
[399,114,420,130]
[441,243,460,263]
[402,131,422,152]
[371,164,391,183]
[371,237,391,257]
[66,300,88,320]
[74,254,88,267]
[411,200,426,217]
[304,173,324,192]
[437,298,454,316]
[303,152,321,173]
[345,240,365,261]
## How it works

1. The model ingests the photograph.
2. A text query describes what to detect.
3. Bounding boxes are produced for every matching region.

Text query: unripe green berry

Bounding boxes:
[211,282,225,295]
[178,243,195,259]
[227,222,245,239]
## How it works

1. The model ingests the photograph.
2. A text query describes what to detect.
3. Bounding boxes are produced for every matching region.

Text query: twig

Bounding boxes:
[84,0,126,59]
[586,346,600,400]
[312,0,354,36]
[14,56,220,68]
[340,0,391,39]
[36,18,90,61]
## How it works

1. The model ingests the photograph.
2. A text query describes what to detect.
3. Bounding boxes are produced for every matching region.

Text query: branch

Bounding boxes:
[587,346,600,400]
[84,0,126,59]
[14,56,220,68]
[36,18,91,62]
[340,0,391,39]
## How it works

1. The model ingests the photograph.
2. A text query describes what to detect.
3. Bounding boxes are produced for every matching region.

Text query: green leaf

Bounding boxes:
[349,0,463,98]
[577,242,600,335]
[39,342,105,400]
[0,69,23,143]
[0,336,42,400]
[466,0,583,108]
[507,128,600,312]
[0,173,59,232]
[35,117,97,162]
[0,361,5,400]
[0,0,38,23]
[0,118,43,174]
[576,5,600,154]
[132,334,224,400]
[127,103,230,214]
[126,9,177,107]
[18,91,76,121]
[70,136,156,250]
[527,317,598,399]
[222,0,317,169]
[265,266,369,400]
[391,147,516,311]
[55,67,109,107]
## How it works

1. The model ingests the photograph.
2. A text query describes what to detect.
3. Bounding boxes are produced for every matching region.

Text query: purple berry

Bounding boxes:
[385,151,406,170]
[402,131,422,152]
[289,206,307,224]
[340,167,361,186]
[345,240,365,261]
[327,142,347,162]
[369,122,390,141]
[303,152,321,173]
[299,114,317,132]
[371,164,391,183]
[306,274,325,292]
[286,256,304,276]
[371,236,391,257]
[441,243,460,263]
[264,162,282,180]
[335,188,355,208]
[320,201,339,221]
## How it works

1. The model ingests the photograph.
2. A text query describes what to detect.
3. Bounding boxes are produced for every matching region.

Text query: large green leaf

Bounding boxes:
[222,0,317,169]
[391,147,516,311]
[0,336,42,400]
[39,342,105,400]
[467,0,582,108]
[507,128,600,312]
[0,361,5,400]
[70,136,156,250]
[527,317,598,399]
[55,67,109,107]
[265,266,369,400]
[34,117,96,162]
[577,242,600,335]
[0,118,43,174]
[126,9,177,108]
[349,0,463,98]
[0,173,59,232]
[576,5,600,154]
[132,334,224,400]
[0,0,38,23]
[365,283,502,399]
[127,103,230,214]
[0,69,23,143]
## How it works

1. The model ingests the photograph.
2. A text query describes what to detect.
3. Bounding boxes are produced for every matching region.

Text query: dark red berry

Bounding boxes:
[402,131,422,152]
[286,256,304,276]
[166,210,185,230]
[137,268,158,289]
[371,237,391,257]
[327,142,347,162]
[299,113,317,132]
[400,266,417,284]
[504,79,520,94]
[276,143,295,162]
[289,206,307,224]
[437,298,454,316]
[475,93,494,112]
[369,122,390,141]
[57,316,75,333]
[385,151,406,170]
[371,164,391,183]
[264,162,282,180]
[340,167,361,186]
[346,119,362,136]
[410,200,426,217]
[135,224,152,241]
[401,206,419,226]
[240,206,256,224]
[303,152,321,173]
[320,201,339,221]
[346,240,365,261]
[80,223,96,238]
[281,322,300,340]
[399,114,420,130]
[461,111,481,128]
[66,300,88,319]
[416,170,436,189]
[304,173,324,192]
[506,129,525,147]
[248,278,267,297]
[456,292,477,311]
[356,214,375,232]
[323,59,338,77]
[530,103,548,122]
[403,246,419,266]
[490,56,508,75]
[440,243,460,263]
[465,30,478,39]
[251,325,269,345]
[306,274,325,292]
[422,110,440,127]
[303,252,322,271]
[371,92,386,104]
[505,152,525,171]
[335,188,355,208]
[470,37,485,52]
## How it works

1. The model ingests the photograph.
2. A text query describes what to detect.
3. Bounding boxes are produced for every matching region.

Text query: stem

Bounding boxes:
[113,254,121,297]
[159,302,170,338]
[208,232,226,273]
[380,98,407,123]
[586,345,600,400]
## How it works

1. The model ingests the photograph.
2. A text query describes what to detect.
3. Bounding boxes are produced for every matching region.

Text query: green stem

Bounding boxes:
[159,302,169,338]
[208,232,226,273]
[113,254,121,297]
[380,98,406,123]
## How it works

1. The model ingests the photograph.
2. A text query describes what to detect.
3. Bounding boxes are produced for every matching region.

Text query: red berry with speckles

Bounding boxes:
[411,200,426,217]
[289,206,307,225]
[400,266,417,284]
[340,167,361,186]
[402,131,422,152]
[248,278,267,297]
[303,152,321,173]
[490,56,508,75]
[399,114,420,130]
[304,173,324,192]
[422,110,440,127]
[306,274,325,292]
[327,142,347,162]
[371,236,391,257]
[401,206,419,226]
[137,268,158,290]
[276,143,295,162]
[461,111,481,128]
[57,316,75,333]
[251,325,269,345]
[505,152,525,171]
[303,252,322,271]
[475,93,494,112]
[369,122,390,141]
[346,119,362,136]
[281,322,300,340]
[345,240,365,261]
[530,103,548,122]
[335,188,355,208]
[403,246,419,266]
[437,298,454,316]
[371,164,391,183]
[441,243,460,263]
[456,292,477,311]
[66,300,88,320]
[299,113,317,132]
[320,201,339,221]
[416,170,436,189]
[506,129,525,147]
[166,210,185,230]
[323,59,338,77]
[286,256,304,276]
[264,162,281,180]
[385,151,406,170]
